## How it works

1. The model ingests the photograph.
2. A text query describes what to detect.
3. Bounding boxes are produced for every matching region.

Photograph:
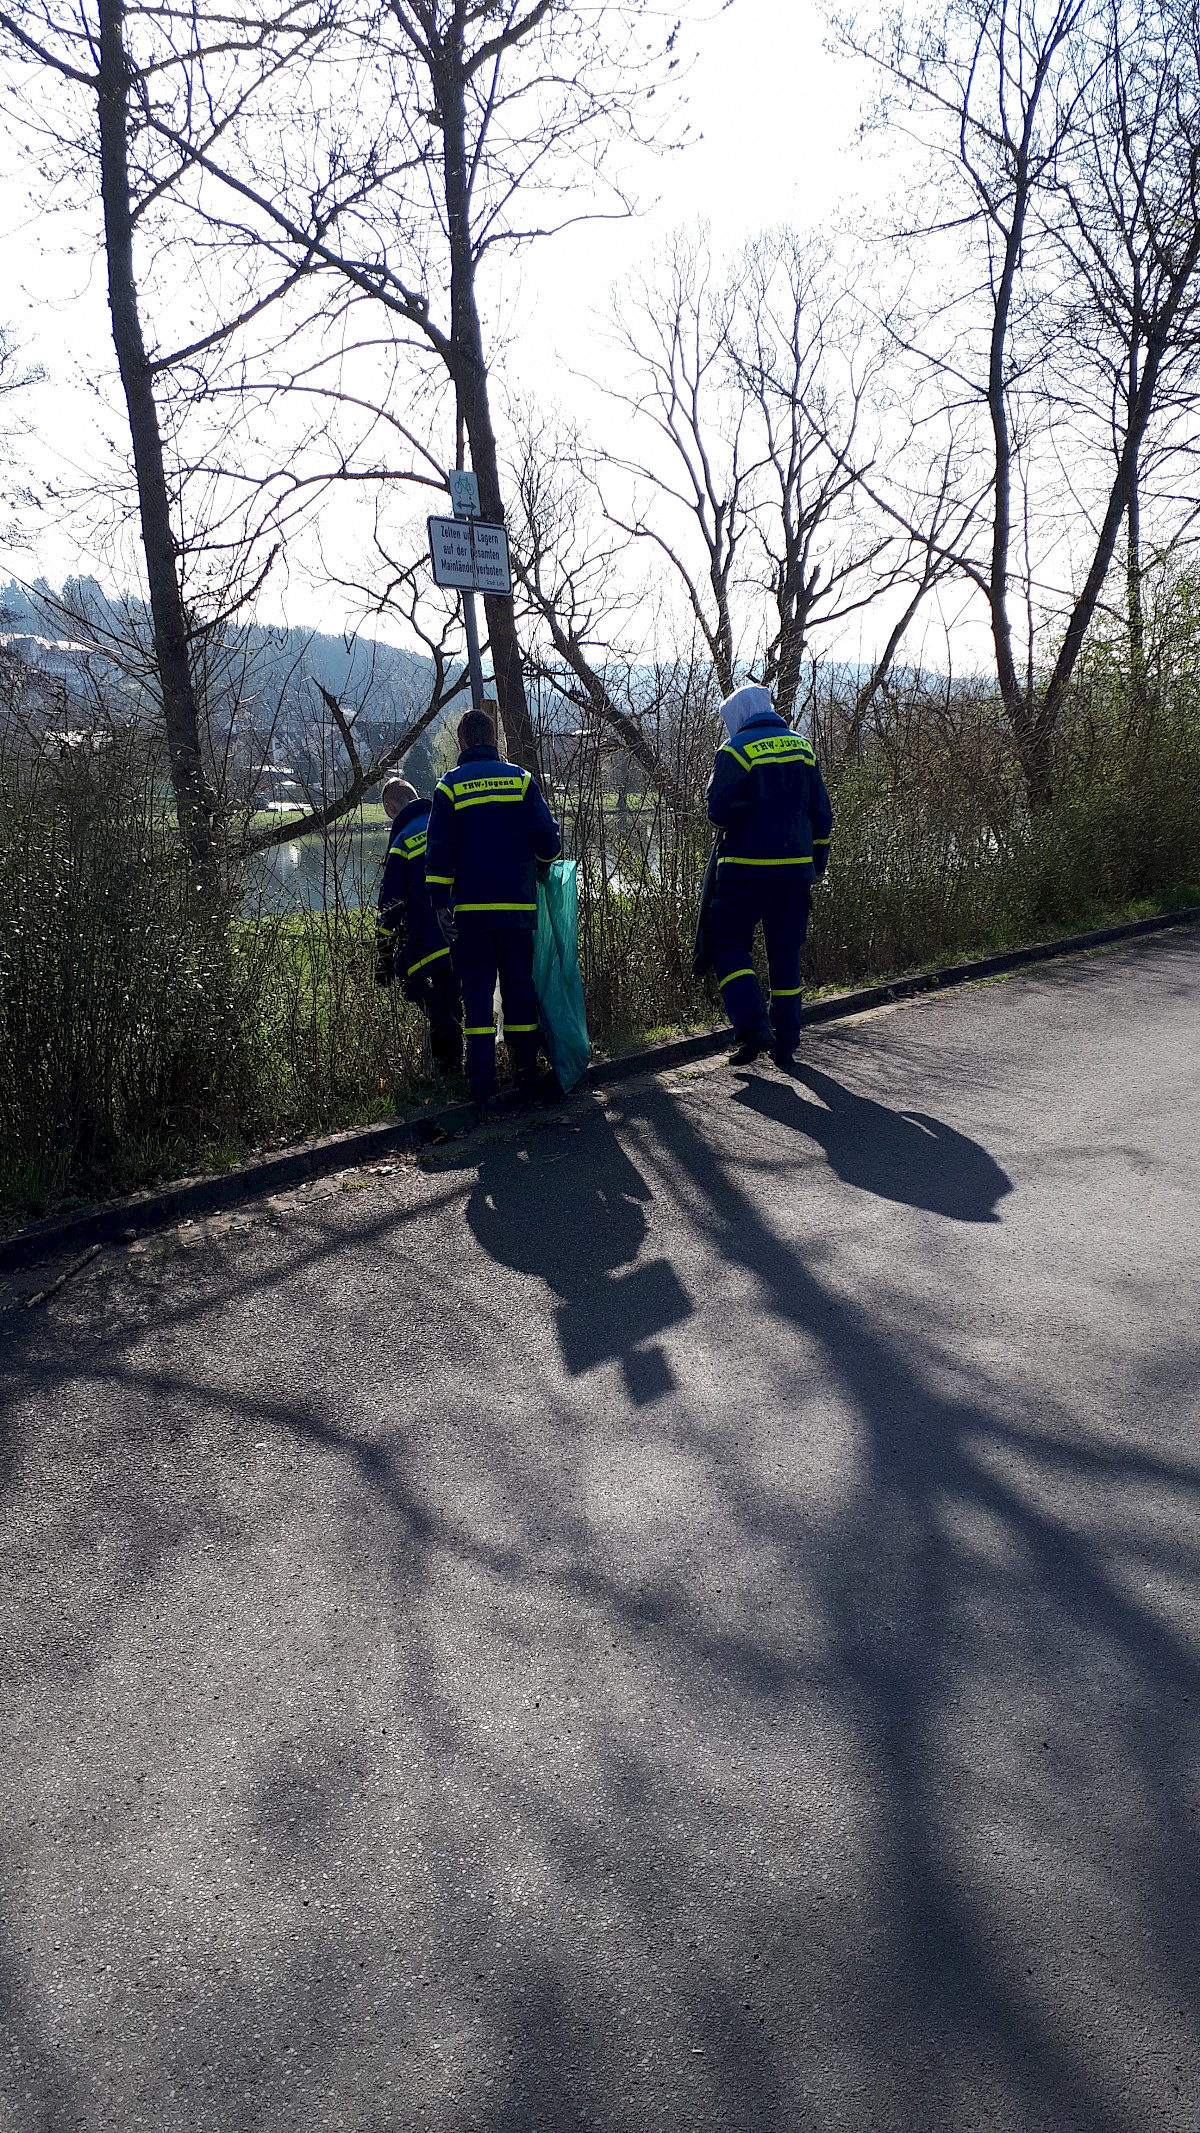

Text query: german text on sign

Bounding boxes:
[427,515,512,595]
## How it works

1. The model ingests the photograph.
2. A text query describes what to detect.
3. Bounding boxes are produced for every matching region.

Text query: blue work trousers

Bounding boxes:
[707,873,811,1053]
[451,927,541,1098]
[403,951,463,1077]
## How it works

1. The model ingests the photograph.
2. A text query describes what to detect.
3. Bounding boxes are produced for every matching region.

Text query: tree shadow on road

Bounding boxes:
[2,1026,1200,2133]
[730,1061,1013,1221]
[601,1076,1200,2131]
[462,1116,692,1405]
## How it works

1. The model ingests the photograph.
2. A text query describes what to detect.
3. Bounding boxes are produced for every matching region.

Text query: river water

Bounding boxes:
[247,814,662,914]
[248,824,393,914]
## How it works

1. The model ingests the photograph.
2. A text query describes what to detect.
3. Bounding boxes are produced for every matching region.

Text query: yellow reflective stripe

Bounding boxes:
[376,923,395,937]
[812,835,830,845]
[522,771,532,794]
[401,834,427,855]
[719,968,755,987]
[454,791,527,809]
[770,985,802,996]
[434,778,454,800]
[451,776,527,803]
[741,734,815,764]
[719,743,750,769]
[407,946,450,974]
[425,873,454,885]
[455,901,537,912]
[464,1024,495,1036]
[717,854,814,867]
[504,1022,539,1033]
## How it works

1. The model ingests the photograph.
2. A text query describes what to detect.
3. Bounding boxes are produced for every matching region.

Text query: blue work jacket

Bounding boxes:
[425,744,561,930]
[376,798,451,980]
[706,708,833,881]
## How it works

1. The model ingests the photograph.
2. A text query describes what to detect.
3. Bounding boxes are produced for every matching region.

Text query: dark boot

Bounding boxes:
[514,1070,555,1108]
[469,1078,498,1122]
[431,1030,462,1078]
[729,1020,772,1067]
[507,1030,544,1098]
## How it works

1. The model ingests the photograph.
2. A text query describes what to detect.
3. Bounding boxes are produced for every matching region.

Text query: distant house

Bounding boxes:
[254,759,305,812]
[0,629,140,745]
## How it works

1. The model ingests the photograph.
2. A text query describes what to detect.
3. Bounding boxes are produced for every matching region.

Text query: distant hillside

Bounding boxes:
[0,573,449,706]
[0,576,471,793]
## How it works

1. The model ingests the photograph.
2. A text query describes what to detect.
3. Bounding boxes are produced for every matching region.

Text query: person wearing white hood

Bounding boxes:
[702,682,833,1066]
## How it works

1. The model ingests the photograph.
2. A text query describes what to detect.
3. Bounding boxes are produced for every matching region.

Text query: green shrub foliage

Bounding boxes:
[2,628,1197,1223]
[0,722,426,1216]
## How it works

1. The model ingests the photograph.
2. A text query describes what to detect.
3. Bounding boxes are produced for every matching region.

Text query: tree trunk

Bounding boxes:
[986,163,1036,797]
[980,46,1070,809]
[843,574,938,761]
[97,0,214,878]
[438,51,539,775]
[1125,341,1147,719]
[1126,477,1147,713]
[1036,258,1200,767]
[769,558,818,725]
[708,514,736,699]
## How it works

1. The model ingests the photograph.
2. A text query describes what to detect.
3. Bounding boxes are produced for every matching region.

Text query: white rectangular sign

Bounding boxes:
[467,521,512,595]
[448,469,480,519]
[427,515,512,595]
[427,514,475,587]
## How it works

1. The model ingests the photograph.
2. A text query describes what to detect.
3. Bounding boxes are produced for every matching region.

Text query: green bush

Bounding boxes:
[237,900,427,1133]
[2,648,1196,1227]
[0,727,258,1214]
[561,667,1200,1043]
[0,728,431,1222]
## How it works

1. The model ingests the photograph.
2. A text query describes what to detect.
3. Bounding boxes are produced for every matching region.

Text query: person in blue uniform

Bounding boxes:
[374,775,463,1078]
[704,682,833,1067]
[424,705,562,1111]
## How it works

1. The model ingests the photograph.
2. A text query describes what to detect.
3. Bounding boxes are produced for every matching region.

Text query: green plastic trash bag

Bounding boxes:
[533,860,591,1092]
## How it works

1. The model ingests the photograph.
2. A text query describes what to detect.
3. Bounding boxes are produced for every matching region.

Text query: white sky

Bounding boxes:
[0,0,969,664]
[522,0,878,346]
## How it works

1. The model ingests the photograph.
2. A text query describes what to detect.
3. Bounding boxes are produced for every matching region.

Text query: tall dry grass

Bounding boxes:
[2,625,1197,1224]
[539,649,1200,1046]
[0,721,432,1219]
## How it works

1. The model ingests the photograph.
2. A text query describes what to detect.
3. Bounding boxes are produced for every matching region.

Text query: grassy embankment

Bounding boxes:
[2,676,1198,1227]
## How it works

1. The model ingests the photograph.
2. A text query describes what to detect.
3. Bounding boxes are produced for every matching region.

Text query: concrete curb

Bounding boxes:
[4,904,1197,1274]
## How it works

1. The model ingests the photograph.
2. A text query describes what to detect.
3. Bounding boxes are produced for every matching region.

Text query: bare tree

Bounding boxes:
[731,233,938,722]
[593,230,945,723]
[0,0,331,873]
[0,327,44,545]
[841,0,1200,797]
[1048,0,1200,712]
[598,236,744,696]
[838,0,1093,796]
[507,414,682,795]
[140,0,686,775]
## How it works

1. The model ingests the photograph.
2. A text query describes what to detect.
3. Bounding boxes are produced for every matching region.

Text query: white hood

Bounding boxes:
[720,683,774,740]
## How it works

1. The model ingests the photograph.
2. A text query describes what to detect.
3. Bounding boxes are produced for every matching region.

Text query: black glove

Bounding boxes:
[536,859,553,885]
[435,905,458,947]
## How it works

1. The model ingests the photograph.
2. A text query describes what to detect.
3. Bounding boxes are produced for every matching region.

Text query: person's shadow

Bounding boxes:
[732,1061,1012,1222]
[465,1116,692,1404]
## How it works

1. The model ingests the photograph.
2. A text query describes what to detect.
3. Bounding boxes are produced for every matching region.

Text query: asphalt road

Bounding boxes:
[2,931,1199,2133]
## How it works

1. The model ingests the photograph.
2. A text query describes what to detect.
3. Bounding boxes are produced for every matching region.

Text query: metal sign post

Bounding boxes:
[461,587,485,710]
[428,471,512,713]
